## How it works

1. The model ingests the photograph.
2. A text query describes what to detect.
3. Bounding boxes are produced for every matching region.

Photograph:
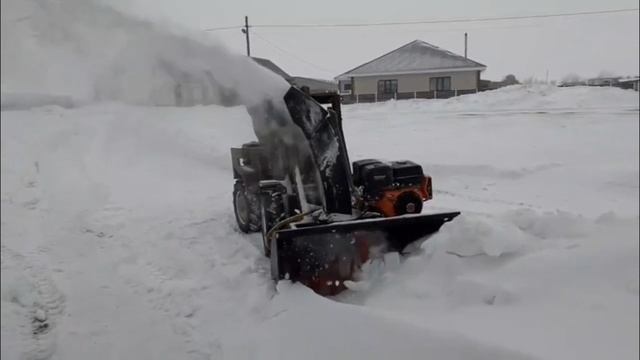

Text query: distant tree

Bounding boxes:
[501,74,519,86]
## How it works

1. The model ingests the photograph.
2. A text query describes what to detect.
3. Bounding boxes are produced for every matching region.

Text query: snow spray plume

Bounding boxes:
[2,0,322,201]
[1,0,289,109]
[245,93,324,206]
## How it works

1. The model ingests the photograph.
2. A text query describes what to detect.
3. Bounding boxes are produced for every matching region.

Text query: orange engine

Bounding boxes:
[352,159,433,218]
[371,175,432,217]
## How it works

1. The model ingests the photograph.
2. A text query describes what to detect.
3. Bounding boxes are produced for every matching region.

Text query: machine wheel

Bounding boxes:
[233,181,261,233]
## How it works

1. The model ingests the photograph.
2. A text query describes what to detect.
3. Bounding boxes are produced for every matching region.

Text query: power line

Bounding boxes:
[250,31,336,75]
[204,25,240,31]
[256,8,640,28]
[204,8,638,32]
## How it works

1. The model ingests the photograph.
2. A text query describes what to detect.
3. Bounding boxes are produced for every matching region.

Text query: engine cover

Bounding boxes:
[352,159,432,217]
[390,160,424,187]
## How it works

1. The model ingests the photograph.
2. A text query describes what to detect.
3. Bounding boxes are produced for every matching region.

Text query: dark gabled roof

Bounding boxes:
[251,57,292,80]
[618,76,640,83]
[290,76,338,94]
[336,40,486,79]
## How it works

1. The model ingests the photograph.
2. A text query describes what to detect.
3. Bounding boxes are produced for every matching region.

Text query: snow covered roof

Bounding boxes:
[290,76,338,94]
[336,40,486,80]
[618,76,640,83]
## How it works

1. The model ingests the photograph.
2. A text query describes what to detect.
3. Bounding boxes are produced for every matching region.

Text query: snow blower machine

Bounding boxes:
[231,86,459,295]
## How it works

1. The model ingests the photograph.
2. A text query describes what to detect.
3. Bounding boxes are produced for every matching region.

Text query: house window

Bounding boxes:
[430,77,451,91]
[377,79,398,95]
[344,83,352,91]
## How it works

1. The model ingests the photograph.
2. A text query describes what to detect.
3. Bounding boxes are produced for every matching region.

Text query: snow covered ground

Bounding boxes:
[1,84,638,360]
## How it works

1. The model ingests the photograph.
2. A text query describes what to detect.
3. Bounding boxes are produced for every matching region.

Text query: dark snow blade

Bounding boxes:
[271,212,460,295]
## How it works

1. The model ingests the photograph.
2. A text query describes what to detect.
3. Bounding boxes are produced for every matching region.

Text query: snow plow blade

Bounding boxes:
[271,211,460,295]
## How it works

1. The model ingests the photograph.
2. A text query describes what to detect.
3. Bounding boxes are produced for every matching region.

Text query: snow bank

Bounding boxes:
[222,283,537,360]
[346,84,639,114]
[423,213,533,257]
[1,0,288,108]
[503,208,596,239]
[353,209,639,360]
[439,84,640,112]
[343,85,639,217]
[1,92,76,111]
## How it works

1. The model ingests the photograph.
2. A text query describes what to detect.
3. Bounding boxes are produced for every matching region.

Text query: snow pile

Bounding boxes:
[347,84,639,114]
[0,93,76,110]
[440,84,640,112]
[355,211,638,359]
[221,283,536,360]
[503,208,596,239]
[343,85,638,217]
[1,0,288,108]
[423,213,533,257]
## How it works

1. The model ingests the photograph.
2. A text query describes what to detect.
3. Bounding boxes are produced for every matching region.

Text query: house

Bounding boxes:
[251,57,338,95]
[558,80,587,87]
[586,77,619,87]
[558,75,639,91]
[289,77,338,94]
[335,40,487,103]
[617,76,639,91]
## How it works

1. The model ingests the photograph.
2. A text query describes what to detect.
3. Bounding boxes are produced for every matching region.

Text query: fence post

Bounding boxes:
[455,89,458,97]
[356,94,359,104]
[414,91,417,99]
[394,92,397,100]
[374,93,377,102]
[434,90,437,99]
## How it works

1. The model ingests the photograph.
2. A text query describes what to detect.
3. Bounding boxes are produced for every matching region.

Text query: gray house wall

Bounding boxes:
[352,70,480,95]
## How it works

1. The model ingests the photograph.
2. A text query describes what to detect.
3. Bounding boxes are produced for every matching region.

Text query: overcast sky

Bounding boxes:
[106,0,639,81]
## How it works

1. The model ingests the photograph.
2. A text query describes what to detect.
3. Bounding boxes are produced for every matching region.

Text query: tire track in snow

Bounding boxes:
[1,244,66,360]
[86,205,271,360]
[120,257,215,360]
[84,204,214,360]
[435,189,542,210]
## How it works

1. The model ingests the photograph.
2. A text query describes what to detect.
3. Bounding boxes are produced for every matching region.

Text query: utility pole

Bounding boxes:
[464,32,468,58]
[546,69,549,84]
[241,16,250,57]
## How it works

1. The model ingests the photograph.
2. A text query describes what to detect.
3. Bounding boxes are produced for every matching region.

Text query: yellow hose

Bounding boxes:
[265,208,320,244]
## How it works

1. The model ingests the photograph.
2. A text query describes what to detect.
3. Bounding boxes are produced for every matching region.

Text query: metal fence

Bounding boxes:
[341,89,479,104]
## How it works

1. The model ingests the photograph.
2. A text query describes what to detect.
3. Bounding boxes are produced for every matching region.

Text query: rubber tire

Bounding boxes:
[233,181,261,233]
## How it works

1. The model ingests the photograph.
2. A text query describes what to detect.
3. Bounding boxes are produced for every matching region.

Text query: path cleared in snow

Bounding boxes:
[1,85,639,360]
